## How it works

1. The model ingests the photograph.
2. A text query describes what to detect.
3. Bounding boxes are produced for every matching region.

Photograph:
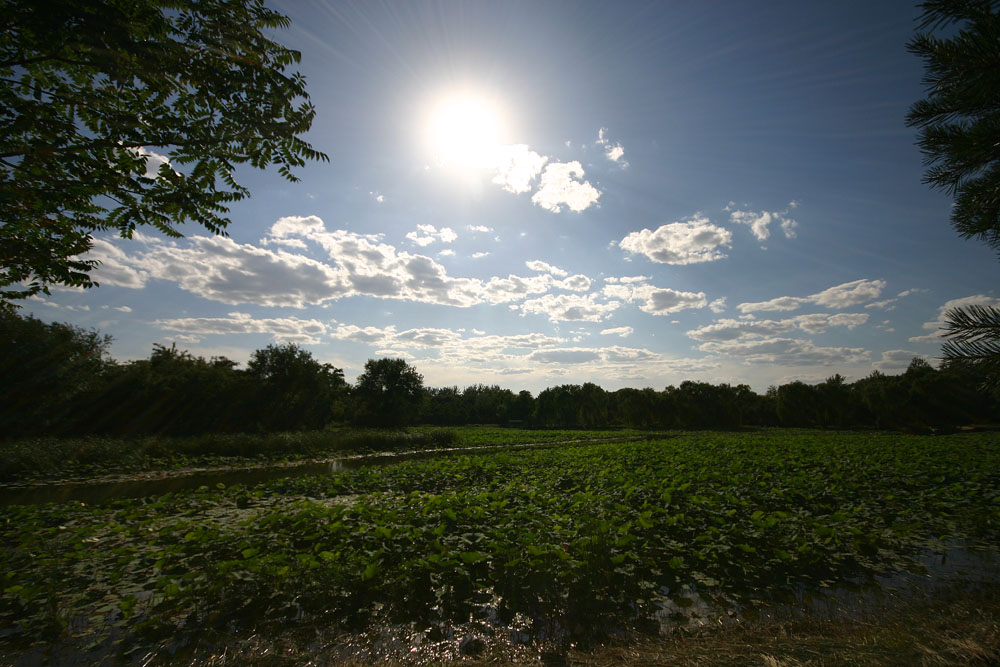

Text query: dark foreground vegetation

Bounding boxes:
[3,311,999,442]
[1,430,997,664]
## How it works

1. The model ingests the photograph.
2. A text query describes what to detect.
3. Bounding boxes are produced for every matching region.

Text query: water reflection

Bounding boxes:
[0,440,576,507]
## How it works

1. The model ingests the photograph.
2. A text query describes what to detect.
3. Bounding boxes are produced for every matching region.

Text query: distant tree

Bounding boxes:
[906,0,1000,385]
[510,390,535,426]
[0,0,328,308]
[352,358,424,427]
[247,343,346,431]
[0,310,112,436]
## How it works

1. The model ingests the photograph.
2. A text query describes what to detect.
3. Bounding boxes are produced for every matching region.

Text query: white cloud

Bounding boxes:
[698,337,871,366]
[438,249,456,257]
[709,298,727,313]
[331,324,395,344]
[601,280,707,316]
[531,161,601,213]
[86,238,150,289]
[639,288,707,316]
[618,216,732,265]
[600,326,634,338]
[518,293,621,322]
[156,312,329,344]
[556,274,592,292]
[737,279,886,314]
[406,224,458,246]
[687,312,868,341]
[492,144,547,194]
[728,202,798,241]
[471,252,490,259]
[909,294,1000,343]
[529,348,602,364]
[596,127,628,167]
[467,225,493,233]
[525,260,568,277]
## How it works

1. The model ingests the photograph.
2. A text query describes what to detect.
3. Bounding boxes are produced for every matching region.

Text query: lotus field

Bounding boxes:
[1,429,998,661]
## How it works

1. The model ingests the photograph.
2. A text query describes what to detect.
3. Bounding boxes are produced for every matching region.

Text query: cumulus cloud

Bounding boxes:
[557,274,592,292]
[909,294,1000,343]
[467,225,493,233]
[726,202,799,241]
[601,281,708,316]
[531,161,601,213]
[737,279,887,314]
[600,326,633,337]
[640,288,708,316]
[687,313,868,341]
[526,260,568,276]
[471,252,490,259]
[492,144,547,194]
[86,238,151,289]
[156,312,329,344]
[698,337,871,366]
[618,216,732,265]
[405,224,458,246]
[708,298,727,314]
[518,293,621,322]
[529,348,602,364]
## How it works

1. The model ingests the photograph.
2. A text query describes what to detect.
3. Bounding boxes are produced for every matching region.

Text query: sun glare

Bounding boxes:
[426,92,507,170]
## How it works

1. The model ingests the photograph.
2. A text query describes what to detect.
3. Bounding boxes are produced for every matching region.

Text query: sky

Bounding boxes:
[27,0,1000,393]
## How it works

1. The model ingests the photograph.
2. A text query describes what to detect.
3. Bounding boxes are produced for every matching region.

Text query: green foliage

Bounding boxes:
[907,1,1000,385]
[2,431,998,659]
[0,0,328,307]
[943,304,1000,387]
[247,343,348,431]
[0,310,112,436]
[906,0,1000,251]
[352,358,424,427]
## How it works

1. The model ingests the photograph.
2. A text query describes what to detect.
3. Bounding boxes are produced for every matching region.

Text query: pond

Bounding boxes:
[0,440,570,507]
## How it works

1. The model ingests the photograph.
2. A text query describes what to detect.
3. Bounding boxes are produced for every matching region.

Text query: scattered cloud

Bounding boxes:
[909,294,1000,343]
[687,313,868,341]
[525,260,568,276]
[726,202,799,241]
[531,161,601,213]
[697,337,871,366]
[472,251,490,259]
[737,279,886,314]
[708,298,727,314]
[529,348,602,364]
[618,216,732,265]
[518,293,621,322]
[492,144,547,194]
[405,224,458,246]
[156,312,329,344]
[600,326,634,338]
[467,225,493,233]
[596,127,628,167]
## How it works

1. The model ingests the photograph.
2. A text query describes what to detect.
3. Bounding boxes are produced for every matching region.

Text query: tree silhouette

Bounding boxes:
[907,0,1000,386]
[352,358,424,427]
[0,0,327,308]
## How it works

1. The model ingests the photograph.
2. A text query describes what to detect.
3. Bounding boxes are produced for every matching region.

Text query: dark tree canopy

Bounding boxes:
[0,0,328,307]
[907,0,1000,386]
[906,0,1000,250]
[352,358,425,427]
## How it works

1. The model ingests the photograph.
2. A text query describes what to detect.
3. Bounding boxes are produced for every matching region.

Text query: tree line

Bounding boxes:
[2,310,997,439]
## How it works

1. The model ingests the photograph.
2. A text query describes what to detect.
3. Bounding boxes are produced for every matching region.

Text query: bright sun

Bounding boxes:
[426,93,507,169]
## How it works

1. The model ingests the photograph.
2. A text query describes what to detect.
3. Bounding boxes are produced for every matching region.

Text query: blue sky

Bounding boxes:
[29,0,1000,392]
